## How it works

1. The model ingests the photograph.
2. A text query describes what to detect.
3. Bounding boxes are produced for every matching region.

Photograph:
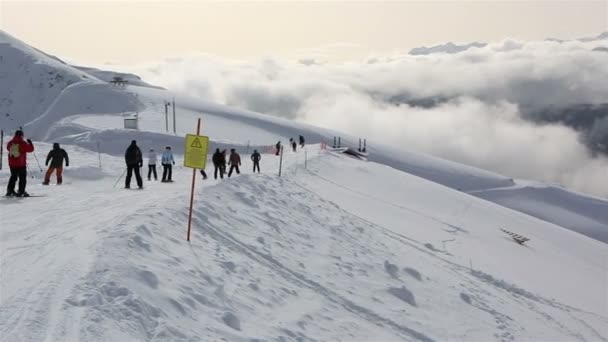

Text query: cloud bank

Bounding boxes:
[120,35,608,197]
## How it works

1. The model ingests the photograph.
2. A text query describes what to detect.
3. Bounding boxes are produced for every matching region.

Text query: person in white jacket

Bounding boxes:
[147,148,157,181]
[161,146,175,182]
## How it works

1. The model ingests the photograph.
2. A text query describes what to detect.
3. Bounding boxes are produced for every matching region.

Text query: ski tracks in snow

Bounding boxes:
[0,182,183,342]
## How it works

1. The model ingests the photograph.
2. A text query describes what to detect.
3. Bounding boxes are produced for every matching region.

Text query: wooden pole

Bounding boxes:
[278,146,284,177]
[97,141,102,169]
[186,118,201,241]
[165,102,169,132]
[0,130,3,170]
[172,97,176,135]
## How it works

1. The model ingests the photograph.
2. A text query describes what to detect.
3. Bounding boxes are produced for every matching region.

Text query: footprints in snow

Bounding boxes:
[384,260,422,308]
[388,286,417,307]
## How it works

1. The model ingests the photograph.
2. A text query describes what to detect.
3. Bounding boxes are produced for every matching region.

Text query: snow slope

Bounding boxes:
[1,144,607,341]
[1,30,607,241]
[1,29,608,341]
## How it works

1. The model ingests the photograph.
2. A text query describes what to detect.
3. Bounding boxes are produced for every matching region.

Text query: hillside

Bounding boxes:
[1,144,607,341]
[0,30,607,341]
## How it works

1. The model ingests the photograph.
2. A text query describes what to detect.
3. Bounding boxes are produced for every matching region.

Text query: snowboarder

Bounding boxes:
[5,130,34,197]
[275,141,281,156]
[228,148,241,177]
[291,139,297,152]
[251,149,261,173]
[43,142,69,185]
[299,135,305,148]
[212,148,225,179]
[147,148,157,181]
[161,146,175,182]
[124,140,143,189]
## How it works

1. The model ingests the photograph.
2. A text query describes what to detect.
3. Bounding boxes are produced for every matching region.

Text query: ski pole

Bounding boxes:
[32,152,43,172]
[113,168,127,188]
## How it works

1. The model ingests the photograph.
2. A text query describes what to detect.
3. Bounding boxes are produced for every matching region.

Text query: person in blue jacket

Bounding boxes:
[161,146,175,182]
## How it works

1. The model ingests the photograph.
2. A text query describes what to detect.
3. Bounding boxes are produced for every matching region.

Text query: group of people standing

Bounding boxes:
[208,148,261,180]
[4,129,307,195]
[123,142,266,188]
[124,140,177,189]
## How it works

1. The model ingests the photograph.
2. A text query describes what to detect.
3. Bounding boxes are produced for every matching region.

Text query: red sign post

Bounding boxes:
[186,118,202,241]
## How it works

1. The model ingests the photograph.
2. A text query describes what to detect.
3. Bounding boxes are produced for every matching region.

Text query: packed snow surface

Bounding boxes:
[1,144,607,341]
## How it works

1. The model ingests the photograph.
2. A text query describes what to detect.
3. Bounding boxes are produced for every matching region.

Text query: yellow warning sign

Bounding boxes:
[184,134,209,169]
[190,138,203,149]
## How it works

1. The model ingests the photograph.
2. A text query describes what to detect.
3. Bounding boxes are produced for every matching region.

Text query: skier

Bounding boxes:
[212,148,225,179]
[251,149,261,173]
[227,148,241,177]
[43,142,69,185]
[161,146,175,182]
[299,135,305,148]
[124,140,143,189]
[5,130,34,197]
[291,139,297,152]
[148,148,158,181]
[275,141,281,156]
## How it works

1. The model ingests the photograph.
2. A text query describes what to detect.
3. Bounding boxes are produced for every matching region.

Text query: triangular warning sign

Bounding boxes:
[191,138,202,148]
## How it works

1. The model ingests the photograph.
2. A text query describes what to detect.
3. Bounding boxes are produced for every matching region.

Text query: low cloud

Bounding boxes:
[119,36,608,197]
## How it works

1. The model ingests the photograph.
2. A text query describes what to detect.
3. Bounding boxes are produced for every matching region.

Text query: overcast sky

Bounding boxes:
[1,1,606,64]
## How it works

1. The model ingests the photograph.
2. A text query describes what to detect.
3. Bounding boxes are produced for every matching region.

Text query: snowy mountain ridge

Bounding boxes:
[0,30,607,340]
[1,30,607,241]
[409,42,487,55]
[3,30,606,243]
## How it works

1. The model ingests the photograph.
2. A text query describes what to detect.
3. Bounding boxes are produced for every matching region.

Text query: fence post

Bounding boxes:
[97,141,102,169]
[278,146,284,177]
[305,149,307,169]
[172,97,176,135]
[165,102,169,132]
[0,130,3,170]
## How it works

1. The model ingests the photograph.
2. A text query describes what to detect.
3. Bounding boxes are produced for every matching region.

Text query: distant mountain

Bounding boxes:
[409,42,487,55]
[579,31,608,42]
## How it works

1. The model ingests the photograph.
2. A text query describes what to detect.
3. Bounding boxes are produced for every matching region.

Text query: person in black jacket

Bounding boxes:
[124,140,143,189]
[299,135,305,148]
[275,141,281,156]
[212,148,225,179]
[43,143,69,185]
[251,150,261,173]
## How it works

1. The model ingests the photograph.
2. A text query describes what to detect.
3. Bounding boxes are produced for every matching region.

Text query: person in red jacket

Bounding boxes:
[228,148,241,177]
[6,130,34,197]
